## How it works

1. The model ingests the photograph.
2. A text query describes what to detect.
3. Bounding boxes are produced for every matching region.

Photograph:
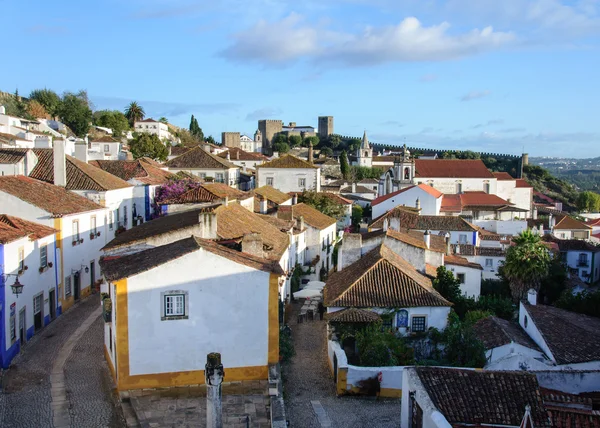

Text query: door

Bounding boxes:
[34,294,43,332]
[49,289,56,321]
[90,261,95,289]
[19,308,26,344]
[74,273,80,300]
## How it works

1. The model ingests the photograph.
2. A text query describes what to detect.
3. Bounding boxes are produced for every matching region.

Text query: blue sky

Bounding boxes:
[2,0,599,157]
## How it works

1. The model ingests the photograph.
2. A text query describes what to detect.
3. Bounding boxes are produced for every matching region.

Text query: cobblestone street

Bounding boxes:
[0,294,126,428]
[282,301,401,428]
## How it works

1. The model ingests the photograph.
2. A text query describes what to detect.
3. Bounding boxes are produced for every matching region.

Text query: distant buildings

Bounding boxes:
[256,155,321,193]
[134,118,175,142]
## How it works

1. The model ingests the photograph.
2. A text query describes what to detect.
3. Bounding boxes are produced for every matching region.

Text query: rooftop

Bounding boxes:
[257,154,318,169]
[370,207,476,232]
[324,244,451,308]
[90,136,119,143]
[553,215,592,231]
[0,147,30,164]
[217,147,268,162]
[325,308,381,323]
[165,146,237,170]
[0,175,104,217]
[444,255,483,270]
[89,158,175,185]
[283,203,336,230]
[415,159,495,179]
[0,214,57,244]
[371,184,442,206]
[473,316,541,351]
[250,185,292,205]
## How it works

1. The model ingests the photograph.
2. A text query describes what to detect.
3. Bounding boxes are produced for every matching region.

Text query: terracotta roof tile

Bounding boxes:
[370,207,476,232]
[320,192,353,205]
[0,148,30,164]
[202,183,249,200]
[440,194,462,212]
[414,367,550,427]
[473,316,541,351]
[0,132,31,142]
[450,244,505,257]
[324,244,451,307]
[444,255,483,270]
[249,185,292,205]
[287,203,336,230]
[89,158,176,185]
[90,136,119,143]
[0,214,57,244]
[523,303,600,364]
[340,185,375,194]
[553,215,591,231]
[459,191,513,207]
[169,146,193,157]
[165,146,237,169]
[415,159,495,178]
[217,147,268,162]
[257,154,318,169]
[326,308,381,323]
[386,228,446,253]
[493,171,514,180]
[515,179,532,188]
[0,176,104,217]
[30,149,132,191]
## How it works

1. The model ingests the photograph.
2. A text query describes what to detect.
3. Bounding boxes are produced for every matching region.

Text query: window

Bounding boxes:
[91,216,97,234]
[40,245,48,268]
[459,234,467,244]
[485,258,493,268]
[215,173,224,183]
[484,182,490,194]
[457,273,466,284]
[411,316,427,332]
[578,253,588,267]
[108,211,113,230]
[456,182,463,194]
[161,291,189,320]
[72,220,80,241]
[18,247,24,272]
[199,173,206,179]
[298,178,306,188]
[266,177,274,186]
[104,144,110,152]
[123,206,128,227]
[65,275,72,297]
[524,315,528,328]
[10,311,15,341]
[404,167,410,180]
[115,208,120,227]
[382,317,393,331]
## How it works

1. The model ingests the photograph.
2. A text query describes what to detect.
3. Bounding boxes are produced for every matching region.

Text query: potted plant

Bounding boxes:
[96,231,101,237]
[48,262,53,268]
[90,232,95,240]
[102,296,112,323]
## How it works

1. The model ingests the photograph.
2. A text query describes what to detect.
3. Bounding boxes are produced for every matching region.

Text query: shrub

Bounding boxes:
[279,327,295,363]
[481,279,511,298]
[355,325,415,367]
[555,289,600,318]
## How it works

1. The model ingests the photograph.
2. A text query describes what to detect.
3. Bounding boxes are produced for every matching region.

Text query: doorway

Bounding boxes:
[49,289,56,321]
[90,261,96,289]
[19,308,26,344]
[33,293,44,332]
[74,272,80,301]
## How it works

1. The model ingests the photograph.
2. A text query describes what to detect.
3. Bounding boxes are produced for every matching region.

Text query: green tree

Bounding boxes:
[124,101,145,127]
[205,135,216,145]
[538,258,568,304]
[433,266,462,302]
[273,142,290,153]
[502,230,551,301]
[129,133,168,161]
[340,150,350,179]
[556,289,600,317]
[577,191,600,212]
[298,191,346,221]
[440,312,487,368]
[177,128,201,147]
[288,135,302,148]
[356,324,415,367]
[351,205,363,231]
[350,166,384,180]
[189,115,204,141]
[14,89,30,119]
[29,88,61,118]
[304,135,319,147]
[320,147,333,157]
[158,117,168,124]
[58,91,92,137]
[93,110,130,137]
[329,134,341,149]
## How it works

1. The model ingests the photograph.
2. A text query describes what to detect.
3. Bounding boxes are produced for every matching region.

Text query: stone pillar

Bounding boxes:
[205,352,225,428]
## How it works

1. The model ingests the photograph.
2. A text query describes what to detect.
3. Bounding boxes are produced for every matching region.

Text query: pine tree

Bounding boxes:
[189,115,196,134]
[340,150,350,179]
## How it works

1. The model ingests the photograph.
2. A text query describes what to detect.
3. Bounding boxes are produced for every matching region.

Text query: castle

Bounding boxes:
[257,116,334,154]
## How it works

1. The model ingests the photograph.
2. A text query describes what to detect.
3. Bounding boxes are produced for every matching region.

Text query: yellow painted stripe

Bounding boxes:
[268,273,280,364]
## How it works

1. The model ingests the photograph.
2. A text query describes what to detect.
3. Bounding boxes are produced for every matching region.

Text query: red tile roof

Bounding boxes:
[165,147,237,169]
[0,148,30,164]
[257,154,318,169]
[415,159,495,178]
[89,158,176,185]
[0,214,57,244]
[586,218,600,226]
[459,191,512,206]
[554,216,591,231]
[325,308,381,323]
[0,176,104,217]
[444,255,483,270]
[90,136,119,143]
[515,179,532,188]
[493,171,514,180]
[440,194,462,212]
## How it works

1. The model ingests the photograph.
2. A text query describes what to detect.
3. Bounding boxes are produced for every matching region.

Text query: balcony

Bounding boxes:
[577,260,589,267]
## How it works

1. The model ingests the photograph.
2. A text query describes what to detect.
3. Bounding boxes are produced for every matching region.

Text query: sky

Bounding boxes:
[1,0,599,157]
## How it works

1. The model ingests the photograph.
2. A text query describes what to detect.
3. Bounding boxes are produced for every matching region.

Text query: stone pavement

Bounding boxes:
[0,294,126,428]
[130,382,270,428]
[282,300,401,428]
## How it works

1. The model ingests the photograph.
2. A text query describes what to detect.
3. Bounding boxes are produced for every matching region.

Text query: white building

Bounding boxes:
[88,136,123,161]
[134,118,174,141]
[0,175,109,313]
[165,146,240,188]
[99,236,283,391]
[443,255,483,299]
[256,155,320,193]
[217,147,268,170]
[371,183,443,219]
[0,148,38,176]
[0,215,58,368]
[355,131,372,168]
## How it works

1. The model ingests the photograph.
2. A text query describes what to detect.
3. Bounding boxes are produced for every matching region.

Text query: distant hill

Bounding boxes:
[530,156,600,193]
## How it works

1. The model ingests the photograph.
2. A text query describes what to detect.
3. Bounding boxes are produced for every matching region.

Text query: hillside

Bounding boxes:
[523,165,579,211]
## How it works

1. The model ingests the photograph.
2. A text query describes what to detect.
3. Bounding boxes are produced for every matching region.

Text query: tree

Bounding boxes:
[288,135,302,148]
[58,91,92,137]
[320,147,333,157]
[433,266,462,302]
[502,230,551,301]
[93,110,130,137]
[205,135,216,145]
[440,312,487,368]
[124,101,145,127]
[329,134,341,149]
[350,166,384,180]
[273,142,290,153]
[158,117,168,124]
[351,205,363,231]
[298,191,346,221]
[14,89,30,119]
[304,136,319,147]
[577,191,600,212]
[177,128,201,147]
[129,133,168,161]
[29,88,61,118]
[189,115,204,141]
[27,100,48,118]
[556,289,600,318]
[538,258,568,304]
[340,150,350,179]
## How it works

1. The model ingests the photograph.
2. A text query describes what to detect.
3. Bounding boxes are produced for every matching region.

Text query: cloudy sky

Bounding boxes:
[2,0,599,156]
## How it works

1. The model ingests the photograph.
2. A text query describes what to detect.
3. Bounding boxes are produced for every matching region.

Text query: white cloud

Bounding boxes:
[245,107,283,121]
[461,90,491,101]
[220,15,515,66]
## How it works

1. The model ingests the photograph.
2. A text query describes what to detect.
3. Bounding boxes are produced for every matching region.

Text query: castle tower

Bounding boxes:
[318,116,334,138]
[356,130,373,168]
[221,132,241,148]
[258,119,283,155]
[392,144,414,191]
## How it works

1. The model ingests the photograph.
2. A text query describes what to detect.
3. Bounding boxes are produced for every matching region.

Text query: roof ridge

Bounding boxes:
[67,155,106,190]
[331,248,385,305]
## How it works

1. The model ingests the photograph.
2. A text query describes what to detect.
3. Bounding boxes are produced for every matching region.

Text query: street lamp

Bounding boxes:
[1,274,25,297]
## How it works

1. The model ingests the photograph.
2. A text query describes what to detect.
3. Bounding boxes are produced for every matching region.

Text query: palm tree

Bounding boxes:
[502,230,551,302]
[124,101,145,127]
[158,117,168,124]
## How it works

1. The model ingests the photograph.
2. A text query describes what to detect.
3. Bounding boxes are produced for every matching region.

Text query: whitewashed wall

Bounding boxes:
[416,177,497,195]
[445,264,481,299]
[257,167,320,193]
[372,187,440,219]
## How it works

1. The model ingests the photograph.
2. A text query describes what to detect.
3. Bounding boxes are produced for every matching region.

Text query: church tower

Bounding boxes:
[357,130,373,167]
[253,129,262,153]
[392,144,415,191]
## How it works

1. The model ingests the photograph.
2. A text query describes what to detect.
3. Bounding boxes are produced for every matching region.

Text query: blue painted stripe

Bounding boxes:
[44,314,50,325]
[26,326,34,341]
[472,232,477,246]
[2,341,20,370]
[0,243,7,368]
[145,185,151,221]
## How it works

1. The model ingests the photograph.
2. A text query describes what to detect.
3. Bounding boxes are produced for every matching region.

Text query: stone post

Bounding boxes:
[205,352,225,428]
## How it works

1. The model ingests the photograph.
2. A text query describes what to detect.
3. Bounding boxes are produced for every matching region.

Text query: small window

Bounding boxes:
[524,315,528,328]
[485,258,493,267]
[459,234,467,244]
[266,177,274,186]
[161,290,189,320]
[123,206,128,226]
[412,316,427,332]
[65,276,72,297]
[215,173,224,183]
[199,173,206,179]
[484,182,490,194]
[40,245,48,268]
[381,317,393,331]
[10,312,16,341]
[91,216,97,234]
[115,208,120,227]
[457,273,466,284]
[298,178,306,188]
[72,220,80,241]
[108,211,113,230]
[104,144,110,152]
[18,247,25,272]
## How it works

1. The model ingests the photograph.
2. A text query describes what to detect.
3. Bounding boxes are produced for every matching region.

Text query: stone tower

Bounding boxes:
[221,132,241,148]
[253,129,263,153]
[356,130,373,168]
[318,116,334,138]
[258,119,283,155]
[392,144,415,191]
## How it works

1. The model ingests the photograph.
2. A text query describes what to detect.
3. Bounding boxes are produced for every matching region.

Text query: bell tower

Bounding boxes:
[356,130,373,167]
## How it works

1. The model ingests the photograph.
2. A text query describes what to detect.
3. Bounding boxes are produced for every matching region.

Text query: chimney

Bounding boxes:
[549,214,555,229]
[0,105,5,115]
[338,233,362,271]
[383,218,389,232]
[53,139,67,187]
[258,196,267,214]
[424,230,431,249]
[416,198,421,211]
[352,182,357,193]
[203,143,211,153]
[74,142,88,163]
[226,151,231,160]
[292,193,298,205]
[236,150,240,160]
[455,244,460,255]
[297,215,305,231]
[527,288,537,306]
[533,207,538,220]
[198,211,218,239]
[223,196,229,207]
[308,144,314,164]
[242,233,264,258]
[445,233,451,256]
